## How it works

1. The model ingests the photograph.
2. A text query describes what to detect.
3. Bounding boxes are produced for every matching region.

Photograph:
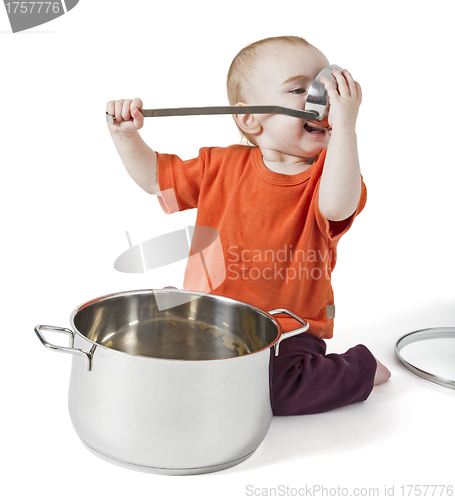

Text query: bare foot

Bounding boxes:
[374,358,391,385]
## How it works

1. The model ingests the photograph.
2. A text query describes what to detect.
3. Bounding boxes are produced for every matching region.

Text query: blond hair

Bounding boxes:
[226,36,312,144]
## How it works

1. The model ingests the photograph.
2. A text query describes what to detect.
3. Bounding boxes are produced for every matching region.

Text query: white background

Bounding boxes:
[2,0,454,498]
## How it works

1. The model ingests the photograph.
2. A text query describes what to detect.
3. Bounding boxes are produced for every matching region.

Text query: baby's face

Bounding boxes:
[247,44,330,159]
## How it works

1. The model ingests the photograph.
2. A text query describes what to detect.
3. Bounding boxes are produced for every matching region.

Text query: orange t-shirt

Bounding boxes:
[157,145,366,338]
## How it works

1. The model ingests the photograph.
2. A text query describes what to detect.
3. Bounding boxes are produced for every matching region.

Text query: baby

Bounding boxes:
[107,36,390,415]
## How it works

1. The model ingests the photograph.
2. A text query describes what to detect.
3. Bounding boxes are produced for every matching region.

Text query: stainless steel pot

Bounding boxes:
[35,289,308,475]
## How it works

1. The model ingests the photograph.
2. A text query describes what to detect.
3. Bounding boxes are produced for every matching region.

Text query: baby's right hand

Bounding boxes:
[106,98,144,136]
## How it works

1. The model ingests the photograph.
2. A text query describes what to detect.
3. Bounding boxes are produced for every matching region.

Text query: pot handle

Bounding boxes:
[268,309,310,356]
[34,325,92,371]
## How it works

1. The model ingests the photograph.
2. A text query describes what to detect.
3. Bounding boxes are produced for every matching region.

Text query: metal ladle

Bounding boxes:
[304,64,342,128]
[105,64,342,126]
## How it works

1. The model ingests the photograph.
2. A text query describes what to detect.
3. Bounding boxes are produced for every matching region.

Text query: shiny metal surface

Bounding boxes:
[269,308,309,355]
[36,289,309,474]
[71,289,292,361]
[106,106,317,123]
[305,64,343,128]
[395,327,455,390]
[34,325,92,371]
[140,106,317,119]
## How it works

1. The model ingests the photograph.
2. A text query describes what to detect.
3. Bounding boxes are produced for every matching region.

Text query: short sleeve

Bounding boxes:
[314,177,367,240]
[156,149,207,214]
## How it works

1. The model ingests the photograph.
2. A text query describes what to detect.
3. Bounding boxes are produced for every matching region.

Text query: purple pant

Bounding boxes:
[269,332,377,416]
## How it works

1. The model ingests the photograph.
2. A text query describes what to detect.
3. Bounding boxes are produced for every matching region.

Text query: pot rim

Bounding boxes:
[69,288,283,362]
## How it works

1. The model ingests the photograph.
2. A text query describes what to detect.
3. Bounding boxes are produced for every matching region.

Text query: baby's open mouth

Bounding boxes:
[304,122,329,134]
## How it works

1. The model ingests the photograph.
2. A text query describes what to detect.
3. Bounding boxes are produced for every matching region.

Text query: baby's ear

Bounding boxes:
[233,103,262,137]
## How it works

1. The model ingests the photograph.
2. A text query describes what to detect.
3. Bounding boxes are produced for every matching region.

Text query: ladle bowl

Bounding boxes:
[304,64,343,128]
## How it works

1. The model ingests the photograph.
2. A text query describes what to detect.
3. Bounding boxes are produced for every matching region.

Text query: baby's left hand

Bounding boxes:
[321,68,362,130]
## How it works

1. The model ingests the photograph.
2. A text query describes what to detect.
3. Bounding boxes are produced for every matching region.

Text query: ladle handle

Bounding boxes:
[105,106,318,124]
